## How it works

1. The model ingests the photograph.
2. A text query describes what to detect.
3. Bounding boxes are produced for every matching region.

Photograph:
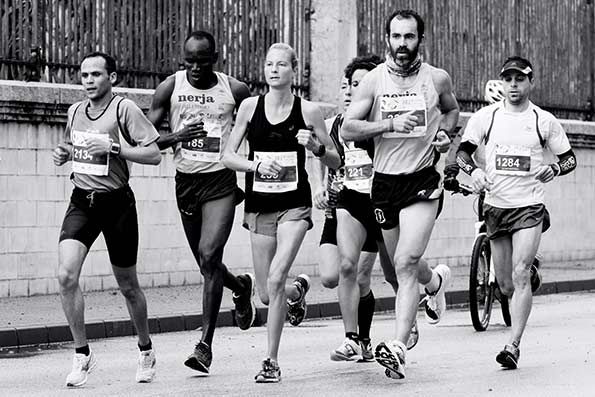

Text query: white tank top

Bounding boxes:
[369,63,441,175]
[169,71,236,173]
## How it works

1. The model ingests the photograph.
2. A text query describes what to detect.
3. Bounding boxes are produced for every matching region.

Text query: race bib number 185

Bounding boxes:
[181,120,222,163]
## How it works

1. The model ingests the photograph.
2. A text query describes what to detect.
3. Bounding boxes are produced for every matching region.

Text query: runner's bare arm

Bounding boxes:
[146,76,176,150]
[300,101,342,170]
[342,72,418,141]
[228,77,251,109]
[146,76,206,150]
[118,142,161,165]
[221,97,276,174]
[432,68,460,134]
[53,104,76,166]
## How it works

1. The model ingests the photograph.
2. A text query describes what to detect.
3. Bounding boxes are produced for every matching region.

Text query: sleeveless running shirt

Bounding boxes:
[66,95,159,192]
[327,114,374,195]
[244,95,312,213]
[368,63,441,175]
[169,71,236,173]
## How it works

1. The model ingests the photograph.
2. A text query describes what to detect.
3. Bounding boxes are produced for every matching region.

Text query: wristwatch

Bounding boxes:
[109,139,121,155]
[314,143,326,157]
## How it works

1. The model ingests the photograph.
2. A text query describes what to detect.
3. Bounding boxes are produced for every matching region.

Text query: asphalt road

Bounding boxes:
[1,291,594,397]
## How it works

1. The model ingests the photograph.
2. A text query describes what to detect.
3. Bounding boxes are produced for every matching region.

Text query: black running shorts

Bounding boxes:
[483,203,551,240]
[59,185,138,267]
[336,188,381,252]
[175,168,244,219]
[319,206,378,253]
[371,167,444,230]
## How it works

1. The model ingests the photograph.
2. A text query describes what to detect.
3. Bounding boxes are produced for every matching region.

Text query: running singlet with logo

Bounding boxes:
[169,71,236,173]
[367,63,442,175]
[65,95,159,192]
[244,95,312,213]
[461,101,571,208]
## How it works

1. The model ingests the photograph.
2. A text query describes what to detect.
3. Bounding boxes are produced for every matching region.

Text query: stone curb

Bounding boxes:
[1,279,594,349]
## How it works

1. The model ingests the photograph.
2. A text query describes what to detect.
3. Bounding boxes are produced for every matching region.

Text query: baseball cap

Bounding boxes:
[499,57,533,77]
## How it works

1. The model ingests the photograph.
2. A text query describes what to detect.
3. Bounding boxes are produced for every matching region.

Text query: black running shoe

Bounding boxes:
[496,344,520,369]
[233,273,256,330]
[254,358,281,383]
[287,274,311,326]
[184,341,212,373]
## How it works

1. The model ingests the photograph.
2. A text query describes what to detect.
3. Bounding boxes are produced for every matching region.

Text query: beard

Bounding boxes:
[389,44,420,65]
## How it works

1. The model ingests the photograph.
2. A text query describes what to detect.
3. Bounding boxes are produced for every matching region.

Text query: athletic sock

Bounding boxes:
[75,345,90,356]
[424,270,442,294]
[138,340,152,352]
[357,290,375,340]
[346,332,359,343]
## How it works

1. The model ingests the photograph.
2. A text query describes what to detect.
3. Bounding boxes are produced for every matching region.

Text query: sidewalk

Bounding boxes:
[1,261,594,348]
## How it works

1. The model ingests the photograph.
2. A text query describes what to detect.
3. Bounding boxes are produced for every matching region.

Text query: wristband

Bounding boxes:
[385,118,394,132]
[255,161,262,173]
[549,163,561,177]
[314,144,326,157]
[109,139,121,155]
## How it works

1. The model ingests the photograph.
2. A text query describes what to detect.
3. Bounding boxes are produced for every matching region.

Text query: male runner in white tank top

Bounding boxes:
[342,9,459,380]
[147,31,256,375]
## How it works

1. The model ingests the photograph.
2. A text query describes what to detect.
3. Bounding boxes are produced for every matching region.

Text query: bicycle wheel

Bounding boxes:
[469,233,495,331]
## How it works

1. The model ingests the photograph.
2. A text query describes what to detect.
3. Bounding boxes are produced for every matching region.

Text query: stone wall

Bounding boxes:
[1,80,594,297]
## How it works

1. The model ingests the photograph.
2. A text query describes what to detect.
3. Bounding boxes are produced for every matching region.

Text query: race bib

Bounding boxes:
[71,129,110,176]
[253,151,298,193]
[494,144,531,175]
[343,147,373,193]
[381,95,427,138]
[181,119,222,162]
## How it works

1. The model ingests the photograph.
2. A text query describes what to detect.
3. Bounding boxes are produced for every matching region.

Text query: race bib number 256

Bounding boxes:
[253,151,298,193]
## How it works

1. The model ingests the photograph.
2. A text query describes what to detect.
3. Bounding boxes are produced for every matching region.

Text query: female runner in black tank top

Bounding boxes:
[222,43,340,383]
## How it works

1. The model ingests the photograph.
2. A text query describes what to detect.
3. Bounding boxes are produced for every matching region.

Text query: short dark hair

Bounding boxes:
[385,9,425,38]
[81,52,117,74]
[344,54,383,84]
[185,31,216,52]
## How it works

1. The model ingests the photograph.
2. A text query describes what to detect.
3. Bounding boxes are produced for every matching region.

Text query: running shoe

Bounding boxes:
[406,318,419,350]
[233,273,256,330]
[530,261,542,293]
[496,344,520,369]
[136,349,156,383]
[184,341,212,374]
[423,264,451,324]
[330,338,361,361]
[287,274,311,326]
[359,338,374,362]
[375,340,406,379]
[254,358,281,383]
[65,349,97,387]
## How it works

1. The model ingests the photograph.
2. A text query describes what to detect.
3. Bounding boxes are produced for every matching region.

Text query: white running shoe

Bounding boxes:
[424,264,451,325]
[330,338,362,361]
[66,349,97,387]
[136,349,156,383]
[375,340,406,379]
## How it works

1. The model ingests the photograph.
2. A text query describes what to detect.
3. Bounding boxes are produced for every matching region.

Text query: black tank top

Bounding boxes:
[244,95,312,213]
